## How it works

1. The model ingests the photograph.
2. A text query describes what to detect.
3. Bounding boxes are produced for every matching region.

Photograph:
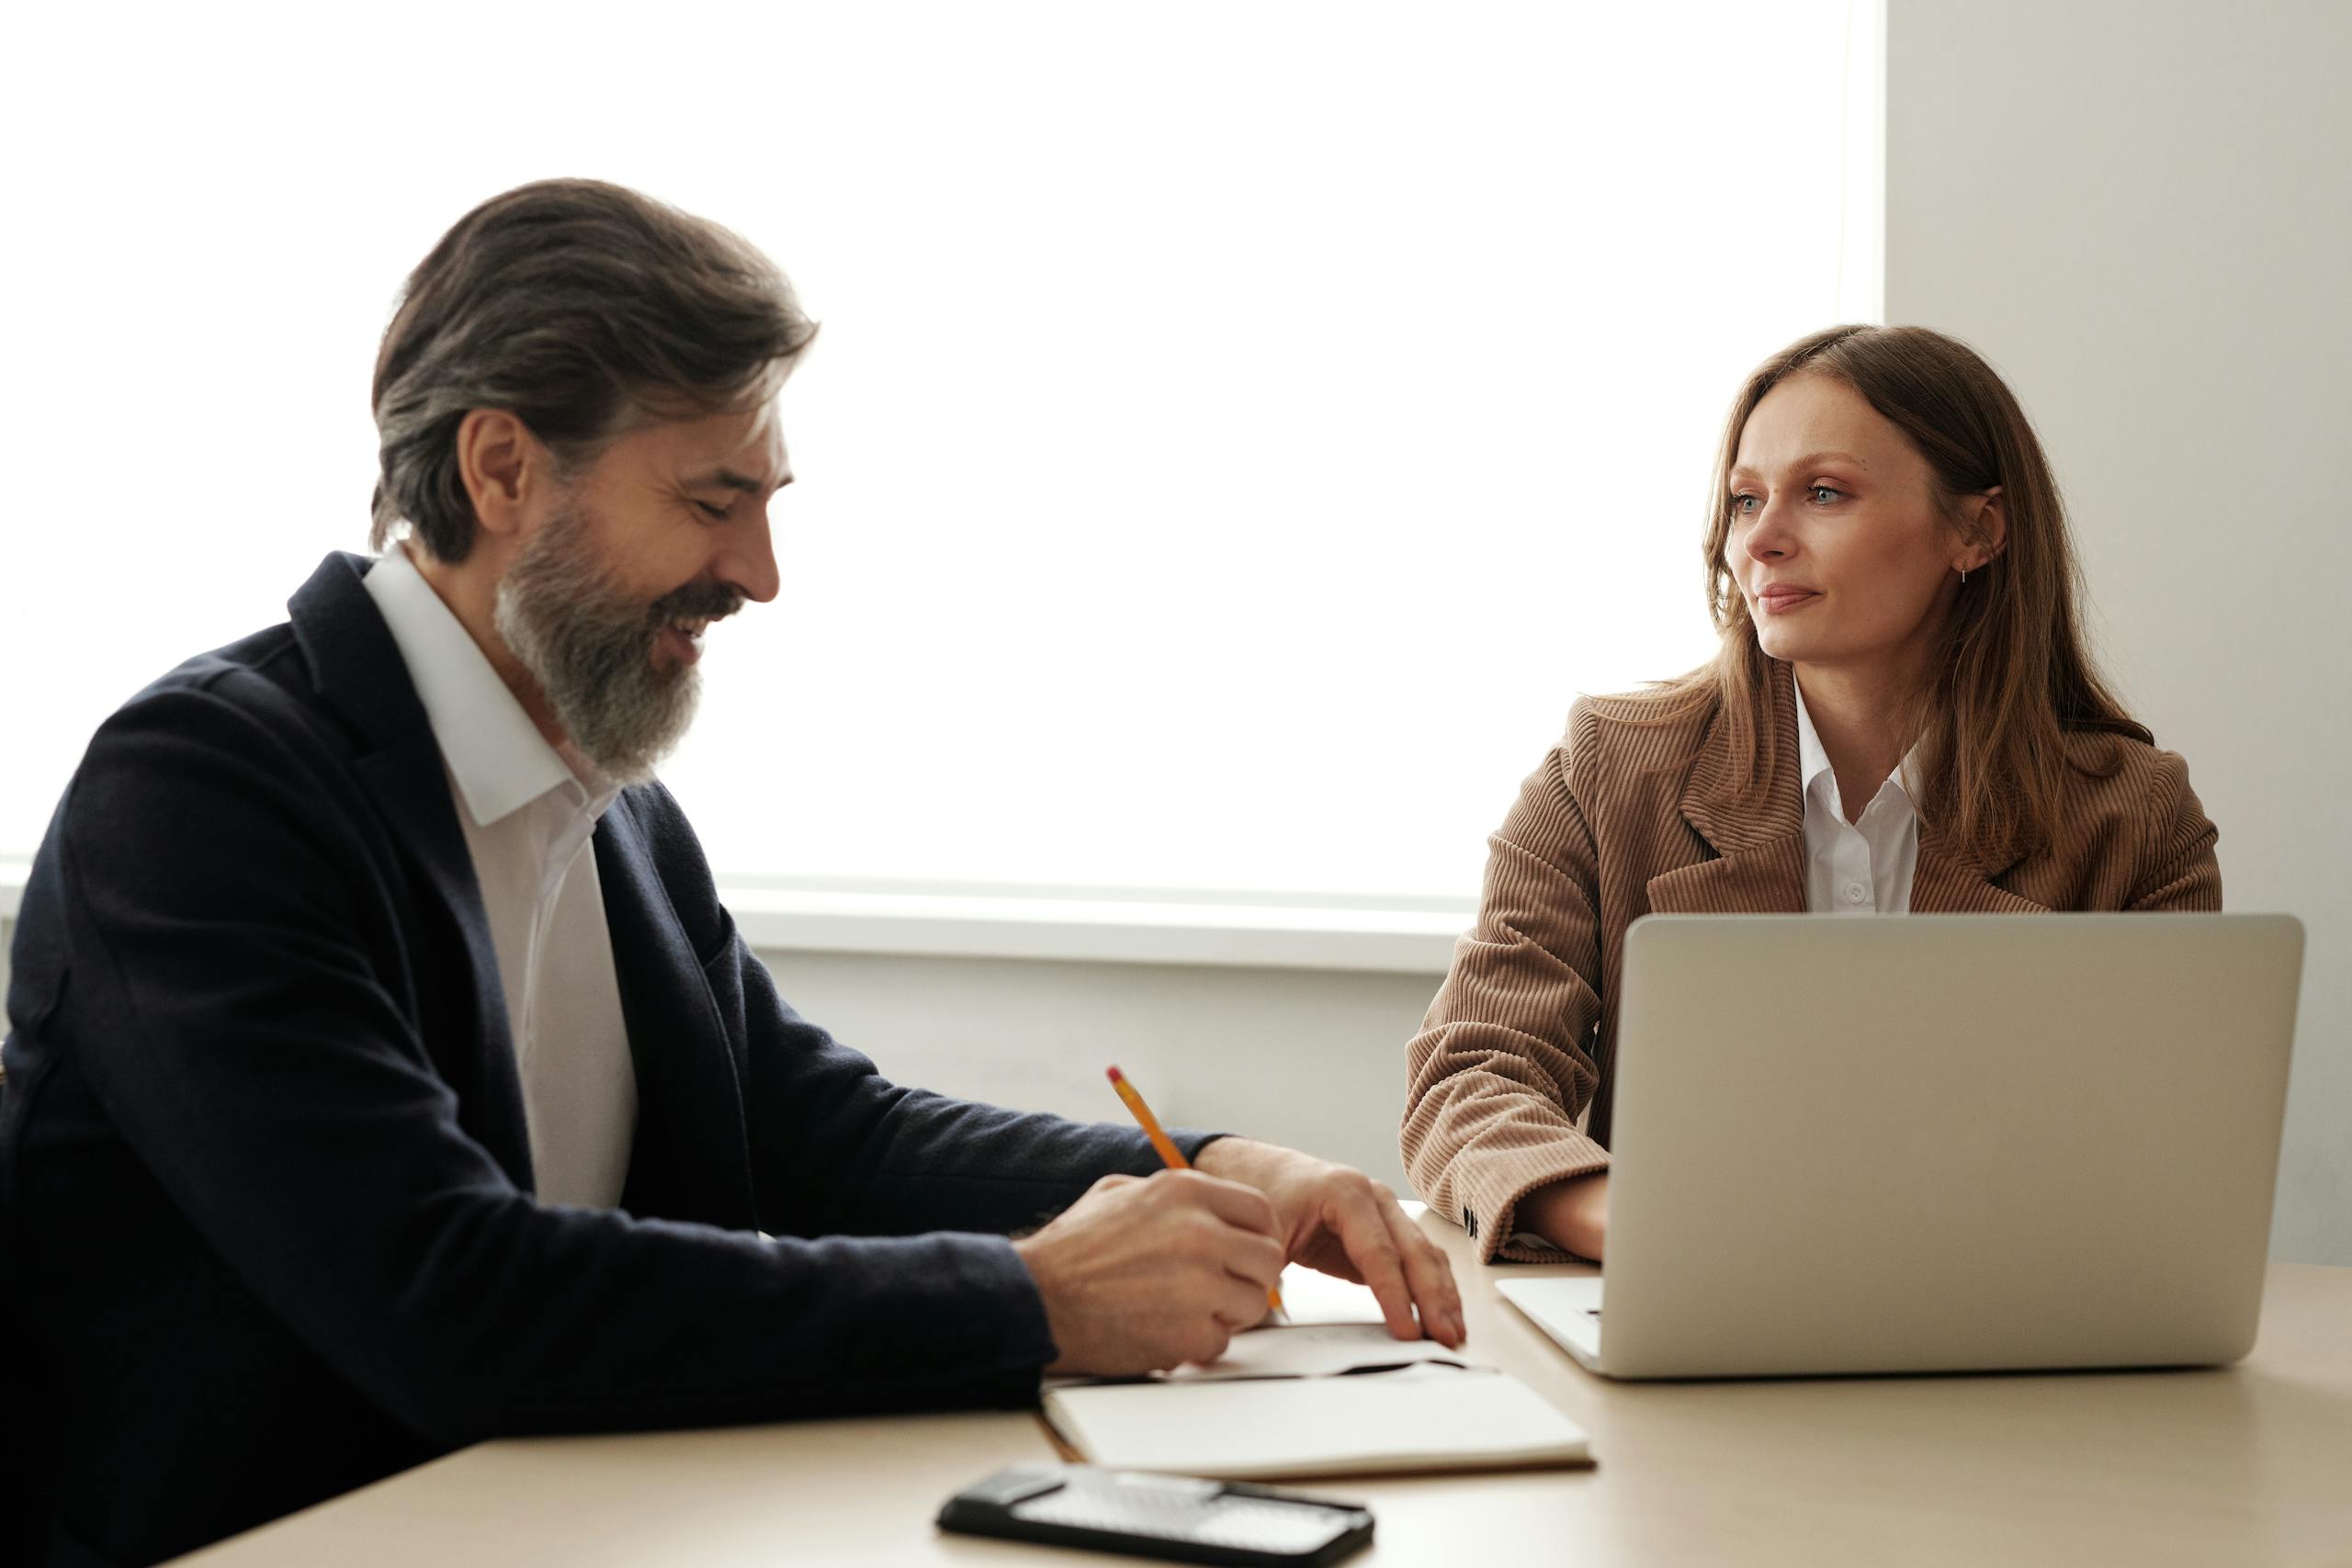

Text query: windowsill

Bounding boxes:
[719,884,1464,972]
[0,862,1464,974]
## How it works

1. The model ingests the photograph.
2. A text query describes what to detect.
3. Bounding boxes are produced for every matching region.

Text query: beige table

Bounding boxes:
[179,1213,2352,1567]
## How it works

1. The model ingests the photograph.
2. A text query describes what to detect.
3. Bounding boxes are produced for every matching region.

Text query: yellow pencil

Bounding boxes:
[1106,1066,1286,1320]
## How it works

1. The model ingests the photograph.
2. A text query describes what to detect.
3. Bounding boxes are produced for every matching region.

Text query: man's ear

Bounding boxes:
[1966,484,2008,570]
[455,410,551,542]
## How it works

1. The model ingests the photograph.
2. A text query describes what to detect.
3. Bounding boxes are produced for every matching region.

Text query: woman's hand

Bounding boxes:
[1518,1171,1610,1260]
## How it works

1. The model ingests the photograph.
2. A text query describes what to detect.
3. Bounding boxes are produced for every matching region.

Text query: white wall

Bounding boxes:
[8,1,2343,1265]
[752,0,2352,1264]
[757,947,1433,1193]
[1886,0,2352,1263]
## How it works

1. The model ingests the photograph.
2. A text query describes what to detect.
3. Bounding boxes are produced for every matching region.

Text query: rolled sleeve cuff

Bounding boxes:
[1453,1133,1611,1265]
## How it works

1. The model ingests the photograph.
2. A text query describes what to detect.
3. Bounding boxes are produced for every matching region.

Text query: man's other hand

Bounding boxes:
[1013,1169,1285,1377]
[1193,1137,1464,1348]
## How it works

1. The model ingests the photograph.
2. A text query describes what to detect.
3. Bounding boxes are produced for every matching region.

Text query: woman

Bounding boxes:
[1401,324,2219,1264]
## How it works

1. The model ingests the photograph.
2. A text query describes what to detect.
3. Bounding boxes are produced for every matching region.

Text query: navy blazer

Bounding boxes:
[0,553,1202,1567]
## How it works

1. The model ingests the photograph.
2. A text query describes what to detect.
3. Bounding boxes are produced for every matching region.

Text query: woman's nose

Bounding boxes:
[1744,503,1795,560]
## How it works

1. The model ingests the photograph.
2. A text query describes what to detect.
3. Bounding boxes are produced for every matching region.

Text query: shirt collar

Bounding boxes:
[1791,674,1919,809]
[363,544,615,828]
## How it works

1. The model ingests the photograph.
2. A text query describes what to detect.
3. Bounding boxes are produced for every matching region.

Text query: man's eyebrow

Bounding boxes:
[1729,449,1871,478]
[692,467,795,496]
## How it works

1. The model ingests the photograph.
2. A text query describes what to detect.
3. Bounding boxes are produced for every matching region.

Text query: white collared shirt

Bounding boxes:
[1792,678,1920,916]
[365,545,637,1208]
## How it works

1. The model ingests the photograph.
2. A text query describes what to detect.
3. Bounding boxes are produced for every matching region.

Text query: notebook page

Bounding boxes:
[1269,1266,1389,1325]
[1163,1323,1469,1382]
[1043,1363,1591,1480]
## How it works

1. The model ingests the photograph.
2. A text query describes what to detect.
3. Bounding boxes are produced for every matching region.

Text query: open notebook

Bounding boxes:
[1040,1269,1592,1480]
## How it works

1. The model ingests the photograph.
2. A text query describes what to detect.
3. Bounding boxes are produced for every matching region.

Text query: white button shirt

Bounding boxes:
[364,546,638,1208]
[1792,678,1921,917]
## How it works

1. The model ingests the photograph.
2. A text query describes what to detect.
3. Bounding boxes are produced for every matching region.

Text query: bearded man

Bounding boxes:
[0,179,1460,1568]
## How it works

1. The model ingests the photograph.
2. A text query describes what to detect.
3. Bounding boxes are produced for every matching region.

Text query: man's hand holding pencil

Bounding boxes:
[1010,1066,1464,1378]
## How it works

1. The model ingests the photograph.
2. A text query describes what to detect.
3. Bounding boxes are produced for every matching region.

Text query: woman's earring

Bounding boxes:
[1961,565,1970,584]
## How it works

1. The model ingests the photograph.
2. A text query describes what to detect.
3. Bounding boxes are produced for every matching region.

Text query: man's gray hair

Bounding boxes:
[370,178,817,561]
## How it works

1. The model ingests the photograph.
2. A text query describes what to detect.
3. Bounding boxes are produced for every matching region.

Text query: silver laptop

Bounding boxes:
[1498,913,2303,1380]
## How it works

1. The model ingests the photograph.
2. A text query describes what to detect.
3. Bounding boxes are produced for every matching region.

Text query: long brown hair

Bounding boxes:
[1593,324,2149,862]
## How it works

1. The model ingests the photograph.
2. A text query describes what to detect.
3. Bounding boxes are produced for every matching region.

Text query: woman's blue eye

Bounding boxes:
[1729,492,1758,517]
[1810,485,1841,504]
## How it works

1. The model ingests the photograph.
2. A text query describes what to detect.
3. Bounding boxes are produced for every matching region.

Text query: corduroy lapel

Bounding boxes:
[1646,838,1809,913]
[1910,818,2045,914]
[1907,850,2047,913]
[1645,654,2046,917]
[1649,660,1808,913]
[288,552,536,1189]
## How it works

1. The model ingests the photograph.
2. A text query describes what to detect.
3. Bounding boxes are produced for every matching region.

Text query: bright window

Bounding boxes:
[1,2,1882,903]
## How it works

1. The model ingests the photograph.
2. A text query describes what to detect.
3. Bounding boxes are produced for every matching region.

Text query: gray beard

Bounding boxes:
[492,504,706,787]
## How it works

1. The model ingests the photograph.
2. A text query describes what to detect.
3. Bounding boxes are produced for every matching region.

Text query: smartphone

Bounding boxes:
[936,1463,1374,1567]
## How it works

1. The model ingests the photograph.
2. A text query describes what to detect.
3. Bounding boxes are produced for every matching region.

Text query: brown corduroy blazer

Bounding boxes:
[1400,660,2222,1263]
